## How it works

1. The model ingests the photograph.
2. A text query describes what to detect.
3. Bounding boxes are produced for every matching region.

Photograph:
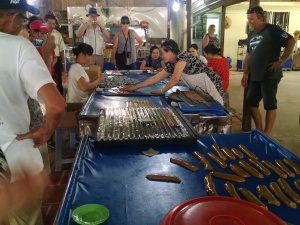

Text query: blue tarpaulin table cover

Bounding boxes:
[56,130,300,225]
[80,73,189,117]
[98,73,189,96]
[178,101,225,115]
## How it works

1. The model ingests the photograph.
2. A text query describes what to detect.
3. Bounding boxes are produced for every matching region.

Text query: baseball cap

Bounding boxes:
[29,20,51,33]
[246,6,265,16]
[121,16,130,23]
[0,0,40,15]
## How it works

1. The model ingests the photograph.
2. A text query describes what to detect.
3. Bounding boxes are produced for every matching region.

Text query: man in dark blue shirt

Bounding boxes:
[241,6,295,135]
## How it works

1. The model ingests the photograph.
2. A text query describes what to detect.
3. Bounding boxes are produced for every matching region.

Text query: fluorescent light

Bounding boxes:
[173,2,180,12]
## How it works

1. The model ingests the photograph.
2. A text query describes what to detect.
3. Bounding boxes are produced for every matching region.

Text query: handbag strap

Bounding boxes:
[122,30,131,53]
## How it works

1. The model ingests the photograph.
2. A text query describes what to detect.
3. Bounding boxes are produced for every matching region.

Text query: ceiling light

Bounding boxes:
[173,1,180,11]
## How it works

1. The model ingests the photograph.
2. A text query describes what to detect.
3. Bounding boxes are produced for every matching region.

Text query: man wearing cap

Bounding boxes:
[45,13,66,95]
[241,6,295,135]
[29,19,57,77]
[0,0,65,224]
[76,7,110,70]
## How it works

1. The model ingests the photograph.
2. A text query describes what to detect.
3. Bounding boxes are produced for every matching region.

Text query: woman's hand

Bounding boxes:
[96,76,104,85]
[119,86,137,92]
[111,58,116,65]
[156,68,163,73]
[150,90,164,95]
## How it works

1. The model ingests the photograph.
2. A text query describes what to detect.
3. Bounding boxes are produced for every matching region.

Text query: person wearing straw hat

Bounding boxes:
[76,7,110,70]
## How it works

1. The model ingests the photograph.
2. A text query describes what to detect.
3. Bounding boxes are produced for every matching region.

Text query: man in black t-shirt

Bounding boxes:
[241,6,295,135]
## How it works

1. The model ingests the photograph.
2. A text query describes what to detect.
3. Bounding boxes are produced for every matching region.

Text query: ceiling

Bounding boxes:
[192,0,300,15]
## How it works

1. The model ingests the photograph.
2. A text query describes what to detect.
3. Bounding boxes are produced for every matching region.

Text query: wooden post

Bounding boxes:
[242,0,260,131]
[220,6,226,56]
[186,0,192,48]
[167,0,172,39]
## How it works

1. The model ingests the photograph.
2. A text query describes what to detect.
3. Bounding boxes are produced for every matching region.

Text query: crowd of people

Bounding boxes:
[0,0,296,224]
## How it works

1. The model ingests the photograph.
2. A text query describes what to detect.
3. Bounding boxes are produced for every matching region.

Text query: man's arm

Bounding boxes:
[268,38,296,71]
[280,38,296,63]
[60,50,66,72]
[241,52,250,87]
[16,83,65,147]
[96,20,110,39]
[42,34,56,73]
[76,21,92,37]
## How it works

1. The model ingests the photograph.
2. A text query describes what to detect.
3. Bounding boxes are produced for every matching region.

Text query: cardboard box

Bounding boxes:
[86,65,101,81]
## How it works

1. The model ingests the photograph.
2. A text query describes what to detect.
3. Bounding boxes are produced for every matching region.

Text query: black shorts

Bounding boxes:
[245,79,280,110]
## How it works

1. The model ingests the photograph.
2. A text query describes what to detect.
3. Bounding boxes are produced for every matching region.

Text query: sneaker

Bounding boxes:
[47,141,56,149]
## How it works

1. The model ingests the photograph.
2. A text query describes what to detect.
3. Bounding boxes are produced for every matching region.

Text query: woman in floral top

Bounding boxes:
[120,39,224,104]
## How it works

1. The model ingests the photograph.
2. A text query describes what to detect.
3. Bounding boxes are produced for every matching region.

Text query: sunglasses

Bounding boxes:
[121,22,130,25]
[247,7,264,16]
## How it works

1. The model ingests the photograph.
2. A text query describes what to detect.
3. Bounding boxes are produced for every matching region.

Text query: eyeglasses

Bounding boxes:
[7,12,28,24]
[121,22,130,25]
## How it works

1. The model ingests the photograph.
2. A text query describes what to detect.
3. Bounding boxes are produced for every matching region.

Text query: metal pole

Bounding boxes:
[242,0,260,131]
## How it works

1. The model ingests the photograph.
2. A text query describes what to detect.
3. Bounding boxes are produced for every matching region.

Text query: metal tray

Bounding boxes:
[94,107,198,147]
[184,111,232,134]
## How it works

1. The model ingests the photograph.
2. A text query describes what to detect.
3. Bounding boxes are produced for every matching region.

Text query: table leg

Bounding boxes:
[55,129,63,171]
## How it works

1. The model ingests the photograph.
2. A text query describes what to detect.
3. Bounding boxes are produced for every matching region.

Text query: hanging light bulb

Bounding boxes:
[172,1,180,12]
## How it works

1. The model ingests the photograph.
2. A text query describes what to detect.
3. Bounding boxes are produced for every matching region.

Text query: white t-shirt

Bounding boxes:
[51,29,66,57]
[0,32,55,181]
[67,63,90,103]
[199,55,208,65]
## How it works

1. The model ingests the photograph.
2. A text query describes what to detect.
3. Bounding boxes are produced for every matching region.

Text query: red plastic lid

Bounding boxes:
[160,196,285,225]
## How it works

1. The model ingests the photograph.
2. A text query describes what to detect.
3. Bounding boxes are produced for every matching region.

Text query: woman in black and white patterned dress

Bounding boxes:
[120,39,224,105]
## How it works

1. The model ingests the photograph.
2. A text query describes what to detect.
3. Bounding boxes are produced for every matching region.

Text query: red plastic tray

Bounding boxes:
[160,196,285,225]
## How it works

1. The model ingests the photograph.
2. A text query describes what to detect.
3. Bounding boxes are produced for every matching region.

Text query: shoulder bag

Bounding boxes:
[115,31,129,64]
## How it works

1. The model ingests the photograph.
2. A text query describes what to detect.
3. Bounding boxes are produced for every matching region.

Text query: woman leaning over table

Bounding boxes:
[111,16,144,70]
[67,43,104,103]
[120,39,224,105]
[140,45,165,72]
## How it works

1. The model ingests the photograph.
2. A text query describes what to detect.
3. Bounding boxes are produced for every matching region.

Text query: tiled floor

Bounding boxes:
[228,70,300,156]
[42,149,75,225]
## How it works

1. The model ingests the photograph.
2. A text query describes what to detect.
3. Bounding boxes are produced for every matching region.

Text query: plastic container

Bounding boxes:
[178,101,225,115]
[160,196,285,225]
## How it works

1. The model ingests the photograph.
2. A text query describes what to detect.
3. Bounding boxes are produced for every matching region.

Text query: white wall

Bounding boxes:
[67,7,167,39]
[223,2,300,69]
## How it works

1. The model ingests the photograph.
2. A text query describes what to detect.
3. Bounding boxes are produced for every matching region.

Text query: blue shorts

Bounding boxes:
[245,79,280,110]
